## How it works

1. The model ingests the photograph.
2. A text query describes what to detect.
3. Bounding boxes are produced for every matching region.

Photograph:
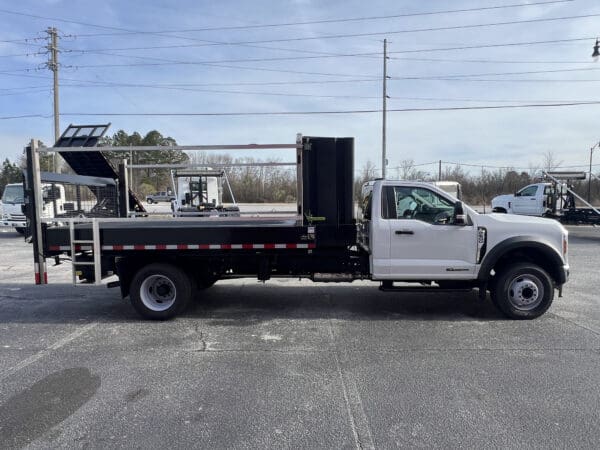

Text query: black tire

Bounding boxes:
[492,207,507,213]
[15,227,25,235]
[490,263,554,319]
[147,198,153,204]
[130,263,191,320]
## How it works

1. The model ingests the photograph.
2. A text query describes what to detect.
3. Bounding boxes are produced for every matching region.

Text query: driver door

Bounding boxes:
[512,185,539,215]
[380,185,478,279]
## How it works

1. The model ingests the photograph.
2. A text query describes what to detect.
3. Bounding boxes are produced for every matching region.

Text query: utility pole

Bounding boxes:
[46,27,60,171]
[438,160,442,181]
[589,142,599,203]
[382,38,388,179]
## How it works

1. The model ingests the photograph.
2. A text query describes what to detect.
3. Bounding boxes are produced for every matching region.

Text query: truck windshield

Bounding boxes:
[1,185,24,204]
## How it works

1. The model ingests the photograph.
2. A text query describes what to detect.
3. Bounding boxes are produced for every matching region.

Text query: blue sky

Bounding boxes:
[0,0,599,176]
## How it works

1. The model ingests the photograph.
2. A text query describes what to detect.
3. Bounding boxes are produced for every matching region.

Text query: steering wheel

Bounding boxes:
[433,210,453,224]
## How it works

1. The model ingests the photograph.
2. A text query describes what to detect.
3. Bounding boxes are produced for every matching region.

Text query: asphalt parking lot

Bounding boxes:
[0,225,599,449]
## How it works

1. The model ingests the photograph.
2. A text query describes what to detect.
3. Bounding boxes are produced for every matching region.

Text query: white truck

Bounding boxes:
[170,168,240,217]
[491,183,554,216]
[33,136,570,321]
[2,182,67,234]
[491,172,600,224]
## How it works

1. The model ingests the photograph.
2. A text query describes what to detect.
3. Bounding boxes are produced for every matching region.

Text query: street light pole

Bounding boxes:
[589,141,599,203]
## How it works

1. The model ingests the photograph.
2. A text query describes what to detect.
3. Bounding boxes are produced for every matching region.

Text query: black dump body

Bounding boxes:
[42,136,361,281]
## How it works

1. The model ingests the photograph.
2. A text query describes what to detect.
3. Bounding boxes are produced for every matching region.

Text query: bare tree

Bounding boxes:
[541,151,563,172]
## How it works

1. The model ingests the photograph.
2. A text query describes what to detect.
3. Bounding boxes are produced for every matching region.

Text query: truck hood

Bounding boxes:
[491,194,513,204]
[475,213,567,262]
[480,212,563,229]
[492,194,515,208]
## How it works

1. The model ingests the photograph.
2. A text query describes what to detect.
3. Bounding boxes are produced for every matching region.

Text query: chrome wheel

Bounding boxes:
[140,275,177,312]
[507,274,543,311]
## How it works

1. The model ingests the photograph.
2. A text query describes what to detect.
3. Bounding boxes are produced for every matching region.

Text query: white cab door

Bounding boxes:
[512,184,541,215]
[375,185,478,280]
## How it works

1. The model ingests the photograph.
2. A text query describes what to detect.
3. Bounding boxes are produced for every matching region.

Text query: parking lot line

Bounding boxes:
[0,322,98,381]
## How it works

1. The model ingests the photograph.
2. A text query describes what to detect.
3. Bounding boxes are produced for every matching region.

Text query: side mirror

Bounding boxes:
[453,201,467,225]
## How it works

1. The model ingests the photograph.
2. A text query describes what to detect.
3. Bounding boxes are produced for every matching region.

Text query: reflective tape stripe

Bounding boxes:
[51,243,316,251]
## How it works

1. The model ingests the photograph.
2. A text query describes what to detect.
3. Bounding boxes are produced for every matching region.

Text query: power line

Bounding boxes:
[0,52,44,58]
[0,88,50,97]
[4,8,596,52]
[0,1,575,39]
[390,56,595,64]
[28,101,600,119]
[390,67,600,80]
[25,55,600,79]
[0,36,43,44]
[67,1,578,36]
[388,96,600,103]
[42,79,600,102]
[61,50,381,68]
[0,84,48,91]
[54,36,599,63]
[60,81,381,99]
[0,114,49,120]
[76,14,600,47]
[388,37,595,54]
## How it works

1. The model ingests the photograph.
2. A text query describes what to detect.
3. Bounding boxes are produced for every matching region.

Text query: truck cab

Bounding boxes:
[360,180,475,280]
[1,183,27,233]
[359,179,569,318]
[2,182,66,234]
[491,183,553,215]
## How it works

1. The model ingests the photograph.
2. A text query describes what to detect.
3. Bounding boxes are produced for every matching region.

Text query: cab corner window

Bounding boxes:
[362,192,372,220]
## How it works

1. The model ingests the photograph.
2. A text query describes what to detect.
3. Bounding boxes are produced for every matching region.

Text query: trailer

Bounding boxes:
[27,131,570,321]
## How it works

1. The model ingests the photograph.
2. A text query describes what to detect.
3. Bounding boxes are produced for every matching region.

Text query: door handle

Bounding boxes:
[395,229,414,235]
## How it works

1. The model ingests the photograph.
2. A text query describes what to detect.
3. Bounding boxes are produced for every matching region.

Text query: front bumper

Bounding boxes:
[2,221,26,228]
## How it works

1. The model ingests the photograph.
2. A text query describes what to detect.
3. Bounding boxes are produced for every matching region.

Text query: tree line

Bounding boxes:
[2,130,598,206]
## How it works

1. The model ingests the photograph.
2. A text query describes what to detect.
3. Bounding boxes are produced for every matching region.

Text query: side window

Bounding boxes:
[518,185,538,197]
[381,186,414,219]
[382,186,454,224]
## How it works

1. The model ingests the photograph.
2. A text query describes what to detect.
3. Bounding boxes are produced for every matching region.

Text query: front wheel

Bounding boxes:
[15,227,25,235]
[147,199,153,204]
[490,263,554,319]
[130,263,191,320]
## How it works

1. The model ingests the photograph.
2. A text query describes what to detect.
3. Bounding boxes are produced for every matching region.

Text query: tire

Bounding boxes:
[129,263,191,320]
[490,263,554,319]
[15,227,25,235]
[492,207,507,213]
[147,198,153,204]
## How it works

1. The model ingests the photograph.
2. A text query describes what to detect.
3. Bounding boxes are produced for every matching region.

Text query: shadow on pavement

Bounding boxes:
[0,281,505,324]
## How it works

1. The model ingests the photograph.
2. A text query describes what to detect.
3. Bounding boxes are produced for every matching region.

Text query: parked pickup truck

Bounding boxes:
[491,175,600,224]
[34,136,570,321]
[146,191,176,204]
[492,183,554,216]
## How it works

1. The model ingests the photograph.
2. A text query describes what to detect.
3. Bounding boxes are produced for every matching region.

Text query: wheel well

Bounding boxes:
[492,207,507,213]
[491,247,561,286]
[116,255,219,298]
[116,256,181,298]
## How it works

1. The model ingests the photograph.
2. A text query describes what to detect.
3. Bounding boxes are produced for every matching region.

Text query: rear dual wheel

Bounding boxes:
[130,263,191,320]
